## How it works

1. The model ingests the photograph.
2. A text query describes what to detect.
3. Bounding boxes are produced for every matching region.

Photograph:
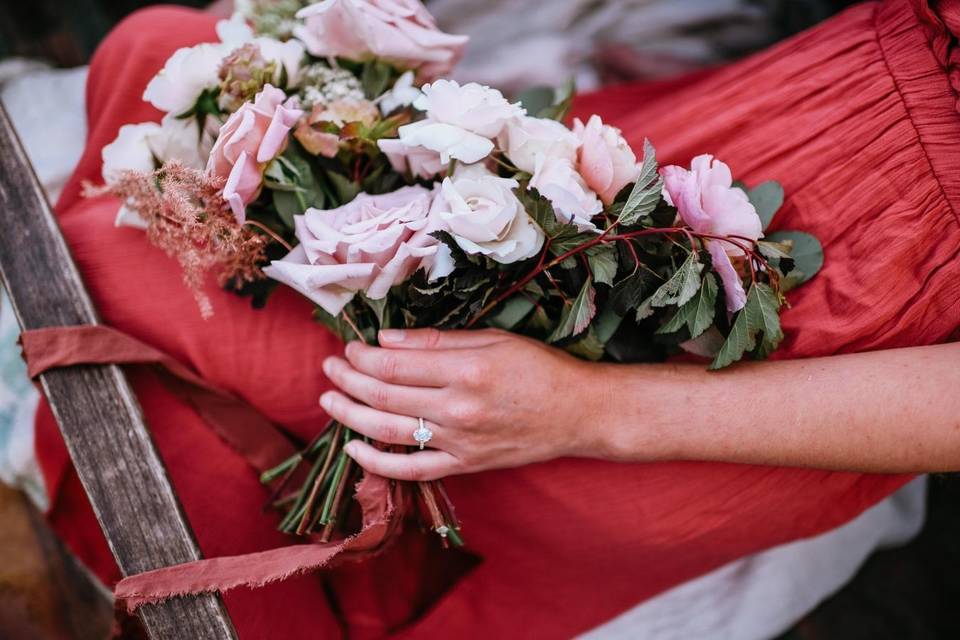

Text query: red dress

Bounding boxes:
[37,0,960,637]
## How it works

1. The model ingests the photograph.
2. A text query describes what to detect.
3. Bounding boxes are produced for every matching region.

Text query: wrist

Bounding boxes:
[586,361,703,463]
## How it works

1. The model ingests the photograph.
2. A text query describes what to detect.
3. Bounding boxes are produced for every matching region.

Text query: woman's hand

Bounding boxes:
[320,328,611,481]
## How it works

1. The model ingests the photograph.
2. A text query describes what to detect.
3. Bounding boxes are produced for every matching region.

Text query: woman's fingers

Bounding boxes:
[320,390,447,449]
[322,356,439,418]
[377,328,508,351]
[344,341,453,387]
[343,439,462,481]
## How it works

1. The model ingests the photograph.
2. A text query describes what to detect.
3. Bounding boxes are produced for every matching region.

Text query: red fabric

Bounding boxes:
[34,1,960,637]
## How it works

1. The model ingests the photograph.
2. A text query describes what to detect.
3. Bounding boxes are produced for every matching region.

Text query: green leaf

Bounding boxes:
[657,272,718,339]
[765,231,823,290]
[748,181,785,231]
[593,304,624,344]
[643,252,703,312]
[361,59,394,99]
[488,296,536,330]
[271,189,302,228]
[586,243,618,286]
[548,276,596,343]
[710,283,784,369]
[514,187,587,254]
[563,326,605,361]
[537,78,575,121]
[609,270,647,316]
[617,139,662,226]
[361,294,390,330]
[327,171,361,205]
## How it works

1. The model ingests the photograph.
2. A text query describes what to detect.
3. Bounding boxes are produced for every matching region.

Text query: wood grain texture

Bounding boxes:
[0,103,236,639]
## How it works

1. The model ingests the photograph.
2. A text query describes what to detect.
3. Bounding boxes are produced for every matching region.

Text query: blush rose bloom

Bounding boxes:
[573,115,641,205]
[661,154,763,312]
[263,186,441,315]
[427,165,544,276]
[206,84,303,223]
[378,138,446,180]
[294,0,468,79]
[499,115,579,174]
[529,155,602,232]
[394,79,525,164]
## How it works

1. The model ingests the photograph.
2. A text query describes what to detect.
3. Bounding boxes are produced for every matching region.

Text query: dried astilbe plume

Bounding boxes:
[85,162,269,318]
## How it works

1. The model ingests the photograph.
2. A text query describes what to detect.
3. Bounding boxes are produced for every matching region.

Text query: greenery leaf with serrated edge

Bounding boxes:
[765,231,823,290]
[748,181,784,231]
[563,326,605,361]
[617,139,662,226]
[610,270,646,316]
[586,243,618,286]
[593,304,624,343]
[488,296,536,330]
[548,276,596,343]
[644,252,703,309]
[514,187,587,256]
[710,283,783,369]
[657,272,718,339]
[327,171,360,205]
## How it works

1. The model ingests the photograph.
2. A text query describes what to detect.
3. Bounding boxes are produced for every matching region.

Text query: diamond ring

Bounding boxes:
[412,417,433,450]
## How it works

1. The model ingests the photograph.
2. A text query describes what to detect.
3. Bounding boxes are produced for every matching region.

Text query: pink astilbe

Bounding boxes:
[85,162,269,317]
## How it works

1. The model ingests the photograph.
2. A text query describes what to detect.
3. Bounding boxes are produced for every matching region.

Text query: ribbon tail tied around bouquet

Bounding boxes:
[19,324,400,611]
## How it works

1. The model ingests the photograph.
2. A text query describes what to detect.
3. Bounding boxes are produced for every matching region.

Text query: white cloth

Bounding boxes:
[581,476,927,640]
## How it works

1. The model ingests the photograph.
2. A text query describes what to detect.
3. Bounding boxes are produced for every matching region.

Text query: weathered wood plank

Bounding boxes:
[0,103,236,639]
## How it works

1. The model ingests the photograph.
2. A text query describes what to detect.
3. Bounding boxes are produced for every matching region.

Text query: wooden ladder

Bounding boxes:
[0,103,237,639]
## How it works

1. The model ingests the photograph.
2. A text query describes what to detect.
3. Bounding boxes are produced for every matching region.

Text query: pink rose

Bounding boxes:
[294,0,468,79]
[378,138,446,179]
[263,186,440,315]
[207,84,303,223]
[661,154,763,312]
[573,115,641,206]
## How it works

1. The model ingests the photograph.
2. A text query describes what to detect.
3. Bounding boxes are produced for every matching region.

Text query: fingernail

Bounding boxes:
[322,358,335,376]
[345,341,359,357]
[379,329,406,343]
[319,393,332,411]
[343,442,358,457]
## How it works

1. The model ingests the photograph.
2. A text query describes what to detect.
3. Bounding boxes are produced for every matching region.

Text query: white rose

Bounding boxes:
[147,114,218,170]
[102,123,162,230]
[499,115,579,174]
[216,13,255,46]
[255,37,305,88]
[529,155,603,232]
[101,123,161,183]
[143,43,225,116]
[428,165,544,274]
[396,79,524,164]
[379,70,421,115]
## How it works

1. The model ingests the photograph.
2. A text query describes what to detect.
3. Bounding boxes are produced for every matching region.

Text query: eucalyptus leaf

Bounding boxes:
[765,230,824,289]
[488,296,536,330]
[548,276,596,343]
[748,181,784,231]
[710,283,783,369]
[361,59,394,99]
[617,139,662,226]
[516,86,555,116]
[537,78,575,121]
[327,171,361,205]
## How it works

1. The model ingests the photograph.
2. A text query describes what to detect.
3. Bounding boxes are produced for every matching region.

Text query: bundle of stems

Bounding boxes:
[261,419,463,546]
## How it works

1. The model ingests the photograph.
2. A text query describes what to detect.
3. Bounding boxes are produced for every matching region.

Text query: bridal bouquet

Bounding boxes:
[94,0,822,546]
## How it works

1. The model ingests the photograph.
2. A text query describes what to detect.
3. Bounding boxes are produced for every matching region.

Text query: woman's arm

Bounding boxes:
[318,328,960,480]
